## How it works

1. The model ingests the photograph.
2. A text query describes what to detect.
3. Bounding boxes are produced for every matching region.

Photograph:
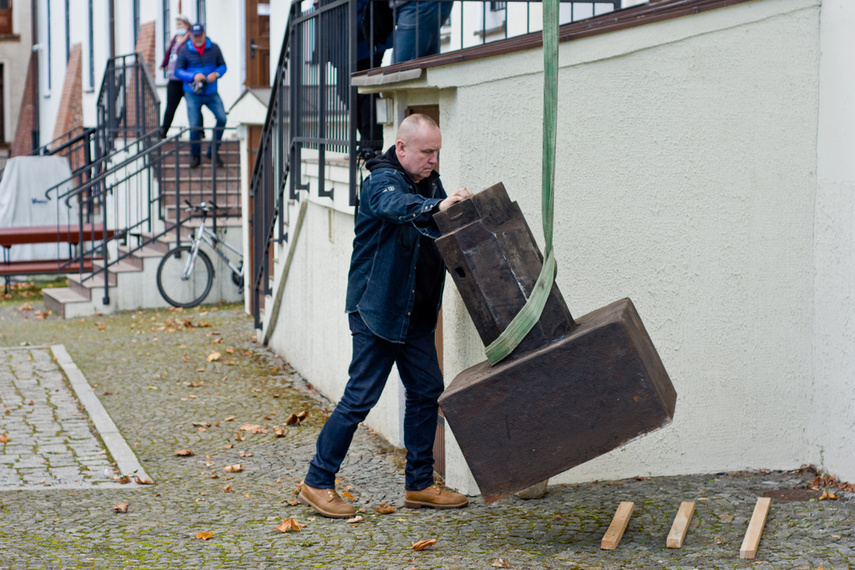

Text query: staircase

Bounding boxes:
[41,136,244,318]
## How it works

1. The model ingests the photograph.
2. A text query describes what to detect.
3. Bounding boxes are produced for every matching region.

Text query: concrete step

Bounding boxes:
[42,287,91,319]
[68,272,117,297]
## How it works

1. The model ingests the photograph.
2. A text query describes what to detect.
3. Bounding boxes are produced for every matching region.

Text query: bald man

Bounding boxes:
[299,114,472,518]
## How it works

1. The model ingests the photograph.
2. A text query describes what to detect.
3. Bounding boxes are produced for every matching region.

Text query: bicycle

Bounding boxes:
[156,201,244,308]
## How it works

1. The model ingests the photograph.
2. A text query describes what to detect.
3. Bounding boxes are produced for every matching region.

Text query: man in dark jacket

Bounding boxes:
[298,114,473,518]
[175,23,227,168]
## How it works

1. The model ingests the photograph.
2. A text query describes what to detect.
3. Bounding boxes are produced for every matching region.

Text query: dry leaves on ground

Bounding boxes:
[285,410,309,426]
[207,352,221,362]
[222,484,233,493]
[174,449,195,456]
[196,531,214,540]
[412,538,437,551]
[274,518,305,533]
[375,503,396,514]
[0,434,9,444]
[112,502,130,513]
[224,464,243,473]
[239,424,268,434]
[346,516,364,524]
[492,559,511,568]
[273,426,287,437]
[134,475,153,485]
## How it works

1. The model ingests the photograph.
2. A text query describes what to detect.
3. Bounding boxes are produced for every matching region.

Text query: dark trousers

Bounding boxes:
[161,80,185,136]
[304,312,443,491]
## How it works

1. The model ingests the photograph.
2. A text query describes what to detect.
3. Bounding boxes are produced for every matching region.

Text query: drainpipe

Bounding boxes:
[30,0,40,151]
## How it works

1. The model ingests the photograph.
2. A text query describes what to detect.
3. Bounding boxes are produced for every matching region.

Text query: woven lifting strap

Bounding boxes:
[484,0,559,365]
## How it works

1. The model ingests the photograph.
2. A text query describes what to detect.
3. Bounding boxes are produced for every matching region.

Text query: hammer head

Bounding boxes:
[438,297,676,504]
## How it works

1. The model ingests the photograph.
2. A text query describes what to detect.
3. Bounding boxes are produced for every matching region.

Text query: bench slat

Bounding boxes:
[0,224,115,247]
[0,259,96,276]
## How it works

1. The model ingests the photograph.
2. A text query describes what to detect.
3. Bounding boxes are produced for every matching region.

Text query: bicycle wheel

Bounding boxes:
[156,245,214,308]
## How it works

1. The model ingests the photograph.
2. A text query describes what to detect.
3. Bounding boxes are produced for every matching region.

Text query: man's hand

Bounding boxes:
[206,72,219,83]
[193,73,206,82]
[438,187,473,212]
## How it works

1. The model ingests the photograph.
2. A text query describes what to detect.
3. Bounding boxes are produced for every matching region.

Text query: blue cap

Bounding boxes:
[190,23,205,36]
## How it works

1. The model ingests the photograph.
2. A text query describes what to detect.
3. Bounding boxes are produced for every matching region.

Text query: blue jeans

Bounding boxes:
[305,312,444,491]
[394,1,453,63]
[184,91,227,157]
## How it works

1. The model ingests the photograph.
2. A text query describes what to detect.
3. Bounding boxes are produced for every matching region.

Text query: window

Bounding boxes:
[196,0,206,26]
[490,2,507,11]
[65,0,70,62]
[162,0,170,79]
[133,0,140,47]
[88,0,95,88]
[0,0,11,35]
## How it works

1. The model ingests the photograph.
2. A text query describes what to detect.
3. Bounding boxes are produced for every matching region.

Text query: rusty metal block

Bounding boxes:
[434,183,676,504]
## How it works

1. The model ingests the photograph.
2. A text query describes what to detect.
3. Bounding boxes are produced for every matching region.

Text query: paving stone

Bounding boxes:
[0,302,853,569]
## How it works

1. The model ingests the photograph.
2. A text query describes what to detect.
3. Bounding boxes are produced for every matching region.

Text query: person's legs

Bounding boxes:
[395,327,444,491]
[184,91,204,159]
[394,1,448,63]
[304,312,398,489]
[203,93,228,159]
[161,80,184,137]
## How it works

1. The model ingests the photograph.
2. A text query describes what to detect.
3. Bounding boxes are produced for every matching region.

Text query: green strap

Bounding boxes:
[484,0,559,366]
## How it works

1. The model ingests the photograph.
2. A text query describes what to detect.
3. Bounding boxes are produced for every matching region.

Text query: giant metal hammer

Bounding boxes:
[434,182,676,504]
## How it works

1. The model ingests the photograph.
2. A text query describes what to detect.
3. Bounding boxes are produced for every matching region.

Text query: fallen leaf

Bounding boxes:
[134,476,153,485]
[187,383,204,388]
[234,433,245,441]
[275,518,305,533]
[239,424,268,434]
[222,484,233,493]
[412,538,437,551]
[207,352,221,362]
[224,416,235,422]
[492,560,511,568]
[112,502,130,513]
[346,515,364,523]
[341,491,354,501]
[174,449,195,456]
[239,452,253,458]
[0,434,9,444]
[224,464,243,473]
[286,499,300,506]
[375,503,396,514]
[196,531,214,540]
[116,476,132,484]
[285,411,309,426]
[273,427,287,437]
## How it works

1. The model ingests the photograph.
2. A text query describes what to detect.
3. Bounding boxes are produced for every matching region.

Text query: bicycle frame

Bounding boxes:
[181,213,244,285]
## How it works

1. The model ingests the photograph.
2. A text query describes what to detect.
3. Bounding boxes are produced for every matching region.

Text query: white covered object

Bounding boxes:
[0,156,76,262]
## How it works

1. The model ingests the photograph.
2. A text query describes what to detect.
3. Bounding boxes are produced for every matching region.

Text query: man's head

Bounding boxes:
[395,114,441,183]
[190,23,206,47]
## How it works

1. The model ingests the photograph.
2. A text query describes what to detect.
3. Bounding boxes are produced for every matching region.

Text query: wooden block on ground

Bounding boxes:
[601,501,634,550]
[740,497,772,559]
[666,501,695,548]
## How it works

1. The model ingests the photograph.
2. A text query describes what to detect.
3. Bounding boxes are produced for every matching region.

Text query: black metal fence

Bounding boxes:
[249,0,623,328]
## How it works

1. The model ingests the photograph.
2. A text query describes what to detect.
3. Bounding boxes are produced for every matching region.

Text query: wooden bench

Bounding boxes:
[0,224,115,285]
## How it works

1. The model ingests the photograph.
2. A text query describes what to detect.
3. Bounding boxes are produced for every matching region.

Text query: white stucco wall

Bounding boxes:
[363,0,828,493]
[812,0,855,480]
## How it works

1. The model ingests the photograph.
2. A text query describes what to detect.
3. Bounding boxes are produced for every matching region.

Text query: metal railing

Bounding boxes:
[249,0,623,328]
[97,53,161,155]
[41,126,241,304]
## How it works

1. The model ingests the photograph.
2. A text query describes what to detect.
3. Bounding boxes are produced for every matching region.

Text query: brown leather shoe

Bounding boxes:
[298,484,356,519]
[404,483,468,509]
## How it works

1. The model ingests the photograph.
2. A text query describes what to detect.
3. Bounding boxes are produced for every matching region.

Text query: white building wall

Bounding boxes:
[812,0,855,480]
[352,0,829,494]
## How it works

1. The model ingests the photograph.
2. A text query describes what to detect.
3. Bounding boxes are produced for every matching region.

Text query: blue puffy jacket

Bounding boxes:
[174,38,227,95]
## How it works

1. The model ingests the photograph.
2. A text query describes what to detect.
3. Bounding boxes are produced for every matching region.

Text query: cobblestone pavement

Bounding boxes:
[0,297,852,569]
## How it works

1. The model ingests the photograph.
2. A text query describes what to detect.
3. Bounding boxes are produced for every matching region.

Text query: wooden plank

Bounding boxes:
[666,501,695,548]
[601,501,634,550]
[0,224,114,247]
[740,497,772,559]
[0,259,95,276]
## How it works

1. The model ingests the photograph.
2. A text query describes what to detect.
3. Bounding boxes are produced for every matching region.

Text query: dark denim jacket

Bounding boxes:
[345,166,446,343]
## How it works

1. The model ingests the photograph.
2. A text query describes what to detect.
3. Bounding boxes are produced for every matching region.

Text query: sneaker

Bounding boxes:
[404,483,468,509]
[298,484,356,519]
[189,155,201,168]
[213,153,224,168]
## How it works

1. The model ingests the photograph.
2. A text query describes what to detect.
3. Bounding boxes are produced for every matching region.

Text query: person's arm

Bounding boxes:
[363,171,444,224]
[207,45,227,83]
[174,46,194,83]
[160,36,175,69]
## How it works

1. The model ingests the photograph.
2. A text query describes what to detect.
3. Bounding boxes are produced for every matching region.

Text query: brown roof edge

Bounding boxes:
[351,0,755,81]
